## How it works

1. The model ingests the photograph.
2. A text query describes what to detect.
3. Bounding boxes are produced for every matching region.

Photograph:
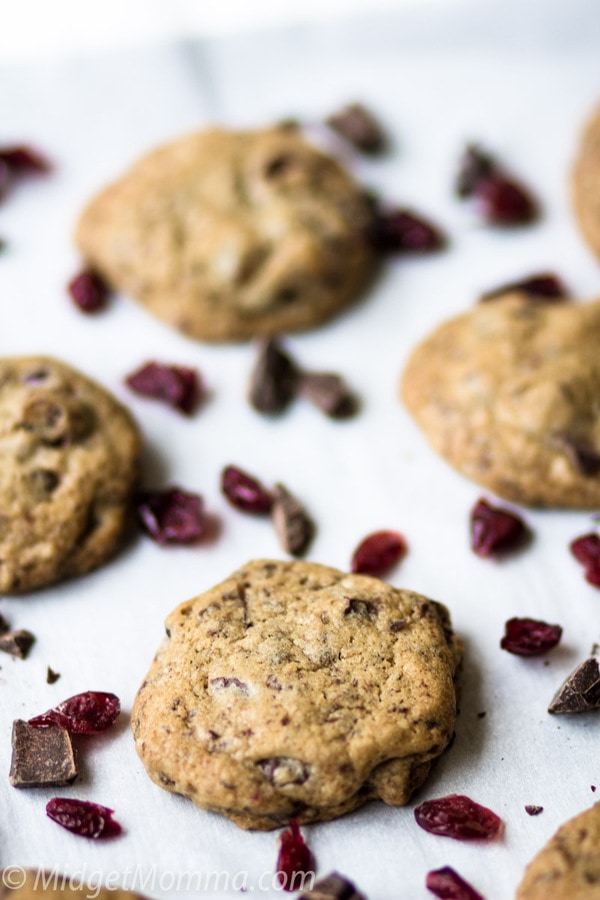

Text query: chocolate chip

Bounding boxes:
[46,667,61,684]
[326,103,387,155]
[0,613,9,635]
[560,438,600,477]
[344,598,378,620]
[20,396,67,443]
[209,677,249,695]
[0,629,35,659]
[25,468,60,501]
[271,484,314,557]
[249,339,298,415]
[298,872,367,900]
[389,619,408,633]
[525,805,543,816]
[257,756,309,787]
[548,657,600,713]
[298,372,358,419]
[9,720,77,787]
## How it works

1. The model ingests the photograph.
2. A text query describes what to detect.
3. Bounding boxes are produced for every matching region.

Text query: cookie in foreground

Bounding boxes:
[0,356,140,593]
[75,126,376,342]
[401,294,600,508]
[132,558,462,830]
[516,803,600,899]
[572,104,600,260]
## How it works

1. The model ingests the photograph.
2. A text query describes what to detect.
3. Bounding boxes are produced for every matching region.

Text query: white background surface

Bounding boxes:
[1,1,600,898]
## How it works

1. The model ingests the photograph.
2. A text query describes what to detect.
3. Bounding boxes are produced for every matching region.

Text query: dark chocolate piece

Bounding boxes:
[0,612,9,634]
[0,629,35,659]
[298,872,367,900]
[46,667,61,684]
[525,805,543,816]
[9,720,77,787]
[271,484,314,557]
[249,339,298,415]
[298,372,358,419]
[548,657,600,713]
[560,438,600,477]
[326,103,386,155]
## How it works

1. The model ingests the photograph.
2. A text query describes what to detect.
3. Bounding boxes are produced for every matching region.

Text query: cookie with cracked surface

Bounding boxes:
[573,105,600,260]
[0,356,140,593]
[75,126,376,342]
[0,869,149,900]
[131,558,461,830]
[401,294,600,508]
[516,803,600,899]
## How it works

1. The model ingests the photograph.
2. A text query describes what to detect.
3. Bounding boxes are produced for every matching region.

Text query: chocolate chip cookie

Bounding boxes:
[573,105,600,259]
[0,357,140,593]
[131,559,462,830]
[401,294,600,508]
[75,127,376,342]
[0,870,148,900]
[516,803,600,899]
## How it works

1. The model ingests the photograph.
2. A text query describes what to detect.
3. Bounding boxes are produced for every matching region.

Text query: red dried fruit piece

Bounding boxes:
[126,361,200,415]
[276,820,316,893]
[570,533,600,585]
[500,618,562,656]
[0,145,51,174]
[351,531,407,577]
[68,269,109,313]
[370,209,445,254]
[475,174,537,226]
[137,487,205,544]
[46,798,122,839]
[426,866,484,900]
[221,465,272,514]
[480,272,569,302]
[28,691,120,734]
[470,498,528,557]
[415,794,502,840]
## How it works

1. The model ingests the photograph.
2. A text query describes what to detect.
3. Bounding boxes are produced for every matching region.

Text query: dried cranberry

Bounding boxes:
[500,618,562,656]
[351,531,407,577]
[126,362,200,414]
[475,175,537,226]
[370,209,445,254]
[415,794,502,840]
[480,273,569,302]
[68,269,109,313]
[0,145,51,174]
[221,465,272,514]
[426,867,484,900]
[46,798,122,838]
[137,487,205,544]
[470,498,528,557]
[276,820,316,892]
[570,534,600,587]
[28,691,120,733]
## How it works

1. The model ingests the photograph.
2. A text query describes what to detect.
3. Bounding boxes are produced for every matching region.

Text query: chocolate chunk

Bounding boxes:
[257,756,309,787]
[298,372,358,419]
[9,720,77,787]
[344,598,378,620]
[0,612,9,634]
[326,103,386,155]
[271,484,314,556]
[249,339,298,415]
[525,805,543,816]
[560,437,600,477]
[46,667,61,684]
[298,872,367,900]
[0,629,35,659]
[209,677,249,695]
[548,657,600,713]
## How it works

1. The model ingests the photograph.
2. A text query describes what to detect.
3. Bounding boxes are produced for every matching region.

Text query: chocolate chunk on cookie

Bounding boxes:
[517,803,600,899]
[75,127,376,343]
[0,356,140,593]
[401,295,600,508]
[573,105,600,260]
[132,559,461,830]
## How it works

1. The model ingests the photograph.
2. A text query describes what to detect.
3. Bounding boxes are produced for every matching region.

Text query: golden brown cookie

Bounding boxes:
[573,105,600,259]
[0,869,148,900]
[75,127,376,342]
[132,559,461,830]
[401,294,600,508]
[0,357,140,593]
[516,803,600,899]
